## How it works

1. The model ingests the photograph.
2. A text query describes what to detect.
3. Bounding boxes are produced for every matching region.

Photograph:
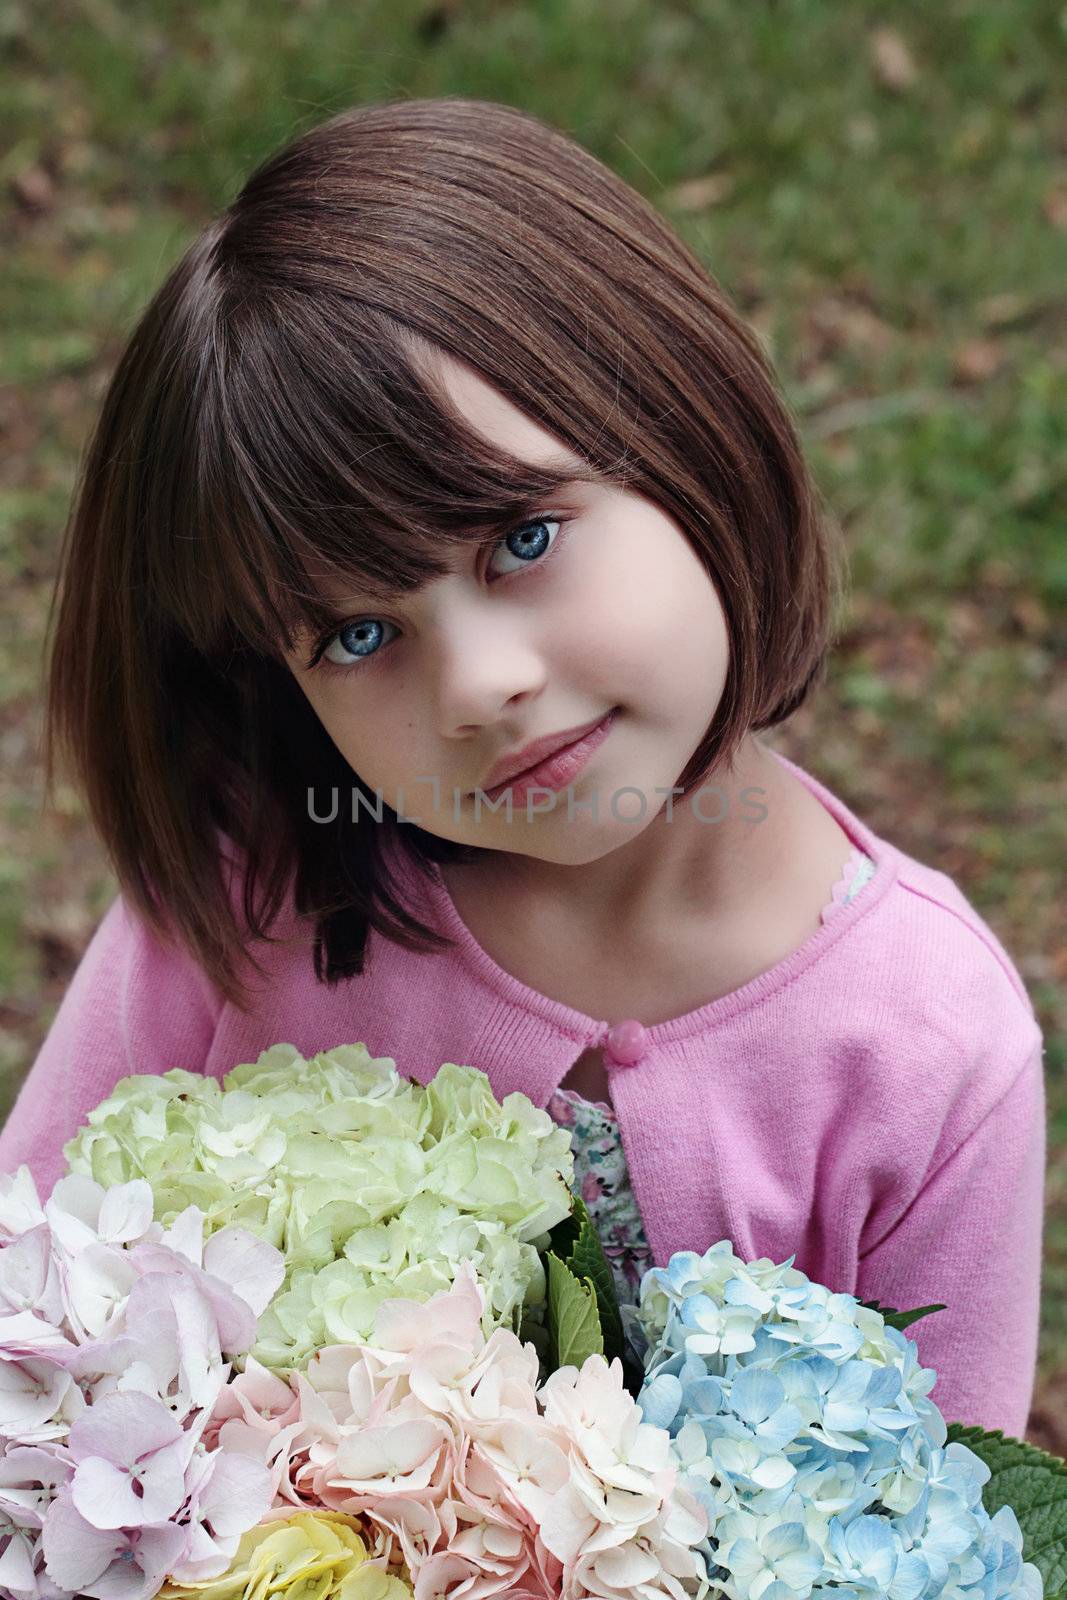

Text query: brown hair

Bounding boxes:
[42,95,845,1011]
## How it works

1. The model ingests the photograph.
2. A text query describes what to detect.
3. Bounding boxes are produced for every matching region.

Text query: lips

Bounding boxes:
[479,712,614,794]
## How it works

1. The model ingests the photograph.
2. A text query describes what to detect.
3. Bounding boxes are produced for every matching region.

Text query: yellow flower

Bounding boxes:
[158,1510,414,1600]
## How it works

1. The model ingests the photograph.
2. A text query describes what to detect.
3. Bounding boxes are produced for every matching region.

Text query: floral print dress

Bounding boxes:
[545,847,877,1310]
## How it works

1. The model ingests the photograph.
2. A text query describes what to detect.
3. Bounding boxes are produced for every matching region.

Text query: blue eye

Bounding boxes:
[310,515,567,679]
[486,516,561,577]
[320,616,398,672]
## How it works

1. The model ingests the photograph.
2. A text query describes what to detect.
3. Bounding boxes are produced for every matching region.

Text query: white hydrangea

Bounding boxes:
[64,1046,575,1372]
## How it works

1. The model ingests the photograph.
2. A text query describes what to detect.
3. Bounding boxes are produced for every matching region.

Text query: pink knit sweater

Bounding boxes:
[0,751,1046,1436]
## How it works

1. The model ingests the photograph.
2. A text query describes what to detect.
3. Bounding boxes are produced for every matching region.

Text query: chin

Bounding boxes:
[489,814,658,866]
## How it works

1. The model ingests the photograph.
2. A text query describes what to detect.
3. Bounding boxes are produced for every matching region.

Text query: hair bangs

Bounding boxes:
[194,295,603,664]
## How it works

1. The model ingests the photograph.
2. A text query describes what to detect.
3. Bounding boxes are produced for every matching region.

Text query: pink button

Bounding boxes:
[604,1018,648,1066]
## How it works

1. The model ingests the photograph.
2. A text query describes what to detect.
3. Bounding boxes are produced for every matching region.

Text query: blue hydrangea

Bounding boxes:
[625,1240,1042,1600]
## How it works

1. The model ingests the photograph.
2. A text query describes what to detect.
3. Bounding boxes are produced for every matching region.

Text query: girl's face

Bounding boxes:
[285,352,732,867]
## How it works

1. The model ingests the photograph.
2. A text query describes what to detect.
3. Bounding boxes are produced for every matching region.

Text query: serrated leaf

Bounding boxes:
[859,1297,947,1330]
[544,1194,627,1364]
[547,1203,582,1261]
[565,1200,625,1364]
[546,1252,603,1371]
[566,1192,595,1240]
[946,1423,1067,1593]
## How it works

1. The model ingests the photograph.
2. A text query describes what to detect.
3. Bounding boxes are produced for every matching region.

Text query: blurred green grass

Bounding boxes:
[2,0,1065,1434]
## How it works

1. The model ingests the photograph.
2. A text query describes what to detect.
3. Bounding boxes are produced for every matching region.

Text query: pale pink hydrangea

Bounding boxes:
[269,1263,710,1600]
[200,1355,307,1504]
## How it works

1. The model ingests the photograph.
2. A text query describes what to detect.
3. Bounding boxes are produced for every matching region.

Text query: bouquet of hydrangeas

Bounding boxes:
[0,1042,1063,1600]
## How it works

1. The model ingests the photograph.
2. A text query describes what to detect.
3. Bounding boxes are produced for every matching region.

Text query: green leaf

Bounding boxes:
[859,1297,947,1331]
[543,1195,627,1366]
[945,1423,1067,1594]
[569,1219,624,1360]
[547,1204,582,1261]
[565,1196,626,1364]
[546,1252,604,1370]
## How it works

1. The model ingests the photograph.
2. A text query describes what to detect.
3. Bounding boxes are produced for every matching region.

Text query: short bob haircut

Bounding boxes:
[43,96,845,1011]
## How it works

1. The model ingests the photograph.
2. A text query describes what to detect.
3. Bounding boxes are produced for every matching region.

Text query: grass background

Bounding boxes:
[1,1,1064,1442]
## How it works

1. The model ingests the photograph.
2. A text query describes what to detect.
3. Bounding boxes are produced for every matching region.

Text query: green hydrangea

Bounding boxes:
[64,1044,575,1372]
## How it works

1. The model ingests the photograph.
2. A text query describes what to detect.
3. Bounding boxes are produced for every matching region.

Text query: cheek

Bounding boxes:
[300,690,390,786]
[565,537,728,689]
[620,557,729,722]
[688,582,731,683]
[674,592,731,727]
[326,706,446,807]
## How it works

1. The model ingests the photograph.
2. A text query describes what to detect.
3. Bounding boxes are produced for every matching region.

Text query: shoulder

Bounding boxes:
[0,880,226,1191]
[91,886,227,1024]
[869,844,1038,1042]
[772,752,1036,1034]
[780,829,1046,1249]
[85,829,265,1020]
[829,838,1044,1158]
[889,848,1034,1012]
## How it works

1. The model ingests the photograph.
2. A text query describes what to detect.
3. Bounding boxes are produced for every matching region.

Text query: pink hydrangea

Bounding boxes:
[0,1167,284,1599]
[276,1263,709,1600]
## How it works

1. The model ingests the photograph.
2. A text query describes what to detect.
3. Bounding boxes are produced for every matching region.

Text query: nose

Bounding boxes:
[430,602,549,738]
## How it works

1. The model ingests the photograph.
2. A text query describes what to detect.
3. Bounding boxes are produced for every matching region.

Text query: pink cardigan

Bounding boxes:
[0,751,1046,1437]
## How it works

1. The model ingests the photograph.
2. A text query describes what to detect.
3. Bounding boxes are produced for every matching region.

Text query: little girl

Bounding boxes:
[0,98,1044,1438]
